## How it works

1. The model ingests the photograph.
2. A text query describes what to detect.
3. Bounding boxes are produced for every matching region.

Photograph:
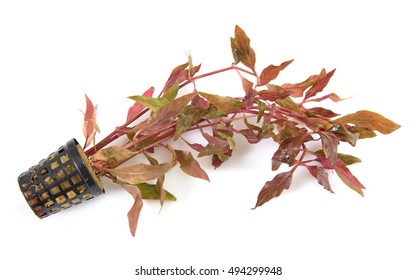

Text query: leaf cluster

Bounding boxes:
[82,25,400,236]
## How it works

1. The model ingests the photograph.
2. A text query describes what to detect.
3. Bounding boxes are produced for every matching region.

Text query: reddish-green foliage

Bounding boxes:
[83,25,400,236]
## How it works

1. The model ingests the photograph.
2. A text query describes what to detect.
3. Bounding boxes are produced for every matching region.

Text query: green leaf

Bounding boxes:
[126,87,155,123]
[175,149,210,181]
[230,25,256,71]
[216,126,236,150]
[132,92,196,135]
[143,151,167,207]
[258,59,294,86]
[136,183,176,201]
[328,124,359,146]
[174,106,207,140]
[198,132,230,158]
[254,100,266,123]
[128,95,168,112]
[254,171,293,208]
[314,150,361,166]
[91,146,135,168]
[275,97,306,116]
[162,80,179,102]
[199,92,244,114]
[334,110,401,135]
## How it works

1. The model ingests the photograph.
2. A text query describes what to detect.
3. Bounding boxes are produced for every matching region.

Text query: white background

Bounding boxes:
[1,1,415,279]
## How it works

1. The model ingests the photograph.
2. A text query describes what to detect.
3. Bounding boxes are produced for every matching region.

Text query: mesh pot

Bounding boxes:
[18,138,104,218]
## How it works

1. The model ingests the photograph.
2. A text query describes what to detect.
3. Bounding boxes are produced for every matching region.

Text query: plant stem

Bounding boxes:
[85,64,257,157]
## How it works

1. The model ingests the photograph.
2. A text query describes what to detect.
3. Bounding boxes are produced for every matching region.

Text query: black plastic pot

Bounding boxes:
[18,138,104,218]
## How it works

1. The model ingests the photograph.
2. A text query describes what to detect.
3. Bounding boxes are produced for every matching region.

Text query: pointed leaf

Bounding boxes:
[314,150,361,166]
[257,88,294,101]
[239,128,260,144]
[271,135,304,170]
[199,92,243,114]
[307,107,340,118]
[162,80,179,102]
[136,183,176,201]
[118,184,143,237]
[258,59,294,86]
[240,75,254,107]
[131,93,196,135]
[106,162,176,185]
[174,106,207,140]
[337,153,362,166]
[334,110,401,135]
[306,165,334,193]
[304,69,335,100]
[230,25,256,71]
[254,171,293,208]
[318,131,339,166]
[91,146,135,168]
[175,149,210,181]
[162,62,189,94]
[308,92,343,103]
[182,138,205,153]
[143,151,167,207]
[280,72,324,98]
[329,124,359,146]
[126,87,154,123]
[83,94,98,149]
[334,160,365,196]
[275,97,306,116]
[128,95,167,112]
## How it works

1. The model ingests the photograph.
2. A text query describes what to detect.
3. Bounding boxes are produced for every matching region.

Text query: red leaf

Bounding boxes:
[318,131,339,166]
[126,87,154,123]
[182,138,205,153]
[280,72,324,98]
[83,94,98,149]
[106,161,176,185]
[334,160,365,196]
[257,88,294,101]
[307,107,340,118]
[230,25,256,71]
[308,92,343,103]
[240,75,254,107]
[162,62,189,94]
[258,59,294,86]
[306,165,334,193]
[175,149,210,181]
[254,171,293,208]
[304,69,336,100]
[239,128,260,144]
[119,184,143,237]
[271,136,304,170]
[316,158,365,196]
